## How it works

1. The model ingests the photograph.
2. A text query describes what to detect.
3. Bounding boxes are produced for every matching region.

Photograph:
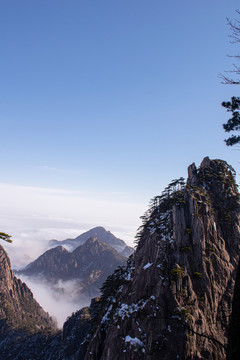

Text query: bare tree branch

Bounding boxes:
[220,10,240,84]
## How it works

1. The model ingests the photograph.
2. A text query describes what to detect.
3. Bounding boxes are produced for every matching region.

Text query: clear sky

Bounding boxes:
[1,1,240,263]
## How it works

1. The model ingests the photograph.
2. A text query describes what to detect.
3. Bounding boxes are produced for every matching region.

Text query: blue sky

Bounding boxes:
[1,1,240,255]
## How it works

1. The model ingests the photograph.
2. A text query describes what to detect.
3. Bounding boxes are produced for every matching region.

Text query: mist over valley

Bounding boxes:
[15,227,133,326]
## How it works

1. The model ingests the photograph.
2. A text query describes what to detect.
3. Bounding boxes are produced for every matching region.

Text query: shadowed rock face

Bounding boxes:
[84,158,240,360]
[226,260,240,360]
[0,245,58,360]
[0,245,56,334]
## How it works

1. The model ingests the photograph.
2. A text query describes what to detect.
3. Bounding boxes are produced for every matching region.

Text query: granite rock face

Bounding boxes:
[226,259,240,360]
[84,158,240,360]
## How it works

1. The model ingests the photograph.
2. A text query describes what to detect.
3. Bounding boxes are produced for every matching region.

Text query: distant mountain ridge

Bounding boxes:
[18,236,128,298]
[49,226,134,257]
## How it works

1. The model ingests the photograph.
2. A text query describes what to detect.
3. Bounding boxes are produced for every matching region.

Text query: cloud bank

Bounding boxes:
[0,182,146,325]
[0,183,146,268]
[18,274,91,327]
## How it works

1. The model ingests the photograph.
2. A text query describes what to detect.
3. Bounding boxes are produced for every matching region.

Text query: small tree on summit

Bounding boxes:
[0,232,12,243]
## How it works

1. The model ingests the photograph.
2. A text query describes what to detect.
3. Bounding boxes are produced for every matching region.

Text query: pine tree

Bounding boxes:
[0,233,12,243]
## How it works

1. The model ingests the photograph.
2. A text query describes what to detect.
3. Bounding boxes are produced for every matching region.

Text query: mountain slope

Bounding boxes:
[71,237,128,287]
[21,245,74,280]
[0,245,56,334]
[83,158,240,360]
[49,226,134,255]
[227,259,240,360]
[0,245,58,359]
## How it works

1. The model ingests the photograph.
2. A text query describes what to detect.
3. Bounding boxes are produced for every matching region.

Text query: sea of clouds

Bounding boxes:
[17,275,90,327]
[0,183,146,326]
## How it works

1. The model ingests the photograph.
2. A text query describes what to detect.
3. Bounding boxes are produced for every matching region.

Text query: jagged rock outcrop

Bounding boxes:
[83,158,240,360]
[17,237,127,298]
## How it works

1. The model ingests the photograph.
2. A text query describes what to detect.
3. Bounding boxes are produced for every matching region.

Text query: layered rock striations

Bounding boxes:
[84,158,240,360]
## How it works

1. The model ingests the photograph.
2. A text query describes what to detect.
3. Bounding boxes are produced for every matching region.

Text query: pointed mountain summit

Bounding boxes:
[21,245,72,280]
[49,226,134,256]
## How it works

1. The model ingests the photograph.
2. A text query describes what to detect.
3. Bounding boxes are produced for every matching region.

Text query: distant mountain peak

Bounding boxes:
[48,226,134,257]
[17,234,128,300]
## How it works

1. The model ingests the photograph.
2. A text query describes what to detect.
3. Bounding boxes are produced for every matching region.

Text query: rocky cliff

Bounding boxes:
[0,245,56,334]
[226,258,240,360]
[83,158,240,360]
[0,244,58,360]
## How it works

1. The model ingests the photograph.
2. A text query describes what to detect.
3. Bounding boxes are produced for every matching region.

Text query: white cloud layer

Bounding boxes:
[0,182,146,325]
[0,182,146,265]
[18,275,90,327]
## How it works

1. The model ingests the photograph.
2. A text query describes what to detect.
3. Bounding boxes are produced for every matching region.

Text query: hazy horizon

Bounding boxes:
[1,182,145,268]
